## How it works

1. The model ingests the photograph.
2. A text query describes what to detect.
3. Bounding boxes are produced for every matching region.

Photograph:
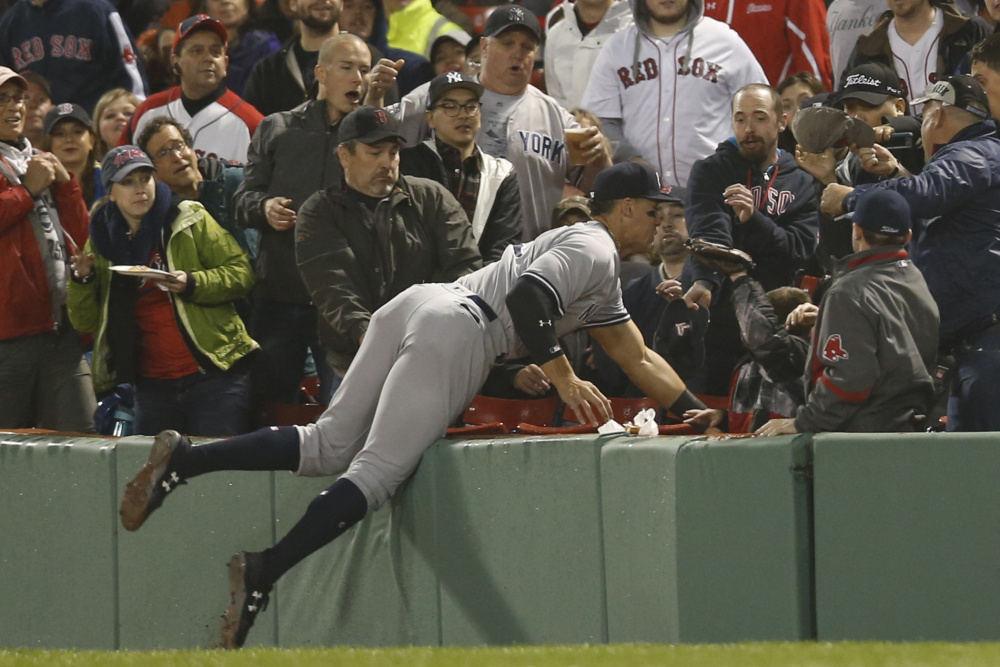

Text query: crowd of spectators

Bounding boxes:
[0,0,998,437]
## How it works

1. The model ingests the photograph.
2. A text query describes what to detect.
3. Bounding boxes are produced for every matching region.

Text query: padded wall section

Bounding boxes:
[114,438,276,649]
[814,432,1000,641]
[0,435,118,649]
[433,435,611,646]
[274,468,439,648]
[601,435,814,644]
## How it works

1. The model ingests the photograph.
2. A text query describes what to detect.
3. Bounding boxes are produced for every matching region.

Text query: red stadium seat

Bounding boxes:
[263,403,325,427]
[462,395,559,428]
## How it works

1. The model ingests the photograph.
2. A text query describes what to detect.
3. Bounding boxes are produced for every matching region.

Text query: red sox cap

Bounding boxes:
[101,145,155,191]
[173,14,228,55]
[338,106,406,145]
[44,102,91,135]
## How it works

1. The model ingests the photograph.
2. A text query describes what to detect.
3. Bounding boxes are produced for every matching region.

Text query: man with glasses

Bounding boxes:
[400,71,522,262]
[137,116,254,261]
[121,14,263,164]
[0,66,95,432]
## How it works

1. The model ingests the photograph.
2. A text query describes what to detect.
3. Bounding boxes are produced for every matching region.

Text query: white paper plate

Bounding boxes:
[110,265,172,279]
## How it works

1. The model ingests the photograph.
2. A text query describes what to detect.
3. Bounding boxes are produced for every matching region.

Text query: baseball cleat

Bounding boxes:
[221,551,271,649]
[119,430,191,531]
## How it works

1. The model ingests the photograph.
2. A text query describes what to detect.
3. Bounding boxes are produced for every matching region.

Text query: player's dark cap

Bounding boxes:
[656,184,684,204]
[173,14,228,55]
[591,162,679,202]
[483,5,541,41]
[427,71,484,107]
[102,145,155,191]
[911,75,990,119]
[848,188,912,236]
[656,299,708,378]
[338,106,406,145]
[0,66,26,90]
[840,63,905,105]
[44,102,91,134]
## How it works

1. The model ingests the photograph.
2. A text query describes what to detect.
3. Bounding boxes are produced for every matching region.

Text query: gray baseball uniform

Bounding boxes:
[294,221,628,509]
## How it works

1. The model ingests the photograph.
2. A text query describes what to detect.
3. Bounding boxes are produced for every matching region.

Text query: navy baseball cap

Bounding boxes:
[840,63,905,105]
[338,106,406,145]
[173,14,228,54]
[427,71,484,107]
[591,162,678,202]
[44,102,91,135]
[483,5,541,41]
[101,145,155,191]
[911,75,990,119]
[849,189,911,236]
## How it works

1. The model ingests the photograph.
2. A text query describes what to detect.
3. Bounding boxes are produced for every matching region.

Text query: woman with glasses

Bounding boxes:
[67,145,258,437]
[0,67,96,432]
[399,71,523,263]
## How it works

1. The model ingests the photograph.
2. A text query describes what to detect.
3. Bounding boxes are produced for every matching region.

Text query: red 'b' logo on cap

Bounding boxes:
[373,109,387,125]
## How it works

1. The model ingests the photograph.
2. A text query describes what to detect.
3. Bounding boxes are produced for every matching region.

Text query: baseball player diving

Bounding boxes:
[118,157,708,649]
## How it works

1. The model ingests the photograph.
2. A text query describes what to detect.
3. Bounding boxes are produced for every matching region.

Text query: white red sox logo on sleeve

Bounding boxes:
[822,334,849,362]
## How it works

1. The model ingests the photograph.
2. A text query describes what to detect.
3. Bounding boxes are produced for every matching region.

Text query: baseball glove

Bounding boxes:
[685,238,755,275]
[792,106,876,153]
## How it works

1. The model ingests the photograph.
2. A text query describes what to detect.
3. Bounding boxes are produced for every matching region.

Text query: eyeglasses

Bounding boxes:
[433,101,481,117]
[152,140,188,161]
[0,93,27,106]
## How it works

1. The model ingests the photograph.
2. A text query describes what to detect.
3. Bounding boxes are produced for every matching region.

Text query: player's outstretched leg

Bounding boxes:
[219,477,369,649]
[119,426,301,531]
[120,430,191,531]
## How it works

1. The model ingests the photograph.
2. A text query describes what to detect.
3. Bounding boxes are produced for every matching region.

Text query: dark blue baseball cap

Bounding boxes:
[849,188,911,235]
[591,162,679,202]
[102,145,155,191]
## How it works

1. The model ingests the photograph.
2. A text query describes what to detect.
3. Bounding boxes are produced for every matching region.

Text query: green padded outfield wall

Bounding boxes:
[0,435,119,649]
[601,435,814,643]
[813,432,1000,642]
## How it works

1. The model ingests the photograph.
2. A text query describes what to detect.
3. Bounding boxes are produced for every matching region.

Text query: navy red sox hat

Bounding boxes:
[592,162,680,202]
[338,106,406,145]
[849,188,912,236]
[173,14,228,54]
[43,102,91,135]
[483,5,541,40]
[101,145,155,191]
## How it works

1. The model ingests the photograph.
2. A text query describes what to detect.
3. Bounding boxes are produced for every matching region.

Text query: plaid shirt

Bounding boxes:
[436,137,481,224]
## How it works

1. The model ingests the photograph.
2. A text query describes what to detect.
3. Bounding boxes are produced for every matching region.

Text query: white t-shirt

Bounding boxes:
[888,7,944,112]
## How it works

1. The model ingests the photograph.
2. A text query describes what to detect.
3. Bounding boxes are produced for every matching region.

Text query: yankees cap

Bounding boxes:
[591,162,679,202]
[0,66,26,91]
[101,145,155,191]
[338,106,406,145]
[483,5,541,40]
[173,14,228,54]
[427,71,484,107]
[848,188,911,236]
[840,63,905,105]
[911,75,990,119]
[44,102,91,135]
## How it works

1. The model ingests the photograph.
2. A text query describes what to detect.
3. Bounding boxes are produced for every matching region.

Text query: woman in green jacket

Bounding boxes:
[68,146,258,436]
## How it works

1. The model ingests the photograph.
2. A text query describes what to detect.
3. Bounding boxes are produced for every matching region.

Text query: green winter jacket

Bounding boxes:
[68,199,257,394]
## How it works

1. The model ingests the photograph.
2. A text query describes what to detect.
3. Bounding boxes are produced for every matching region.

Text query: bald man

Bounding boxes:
[234,33,378,408]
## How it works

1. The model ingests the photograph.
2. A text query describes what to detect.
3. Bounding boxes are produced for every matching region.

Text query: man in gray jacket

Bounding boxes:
[296,105,482,374]
[757,188,939,435]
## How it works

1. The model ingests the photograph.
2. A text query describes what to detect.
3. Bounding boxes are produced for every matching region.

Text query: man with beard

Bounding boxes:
[244,0,400,116]
[234,33,383,407]
[680,83,819,396]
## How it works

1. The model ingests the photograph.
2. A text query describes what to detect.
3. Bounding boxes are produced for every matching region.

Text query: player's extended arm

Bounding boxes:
[506,275,612,425]
[588,319,707,419]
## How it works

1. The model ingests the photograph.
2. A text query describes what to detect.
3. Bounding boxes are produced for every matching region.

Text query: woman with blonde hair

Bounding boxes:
[92,88,139,161]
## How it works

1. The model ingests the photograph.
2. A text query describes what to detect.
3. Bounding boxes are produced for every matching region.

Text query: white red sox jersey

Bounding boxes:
[458,220,629,359]
[582,0,766,187]
[122,87,264,164]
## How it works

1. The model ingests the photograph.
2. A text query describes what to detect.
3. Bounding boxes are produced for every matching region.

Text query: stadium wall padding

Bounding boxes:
[6,430,995,648]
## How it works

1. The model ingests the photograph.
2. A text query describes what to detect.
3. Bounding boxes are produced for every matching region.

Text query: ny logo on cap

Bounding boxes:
[56,103,74,115]
[509,6,525,20]
[446,71,463,84]
[373,109,387,125]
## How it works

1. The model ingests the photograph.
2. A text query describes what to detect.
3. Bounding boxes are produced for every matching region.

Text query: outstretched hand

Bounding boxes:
[555,376,612,426]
